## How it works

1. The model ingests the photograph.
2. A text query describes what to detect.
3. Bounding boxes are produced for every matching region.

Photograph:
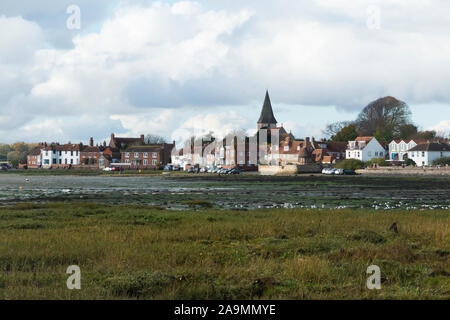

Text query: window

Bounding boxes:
[368,151,372,157]
[53,159,56,164]
[379,152,383,157]
[45,151,48,156]
[284,146,289,151]
[143,159,148,165]
[94,152,97,157]
[134,152,139,158]
[65,159,67,164]
[422,152,425,157]
[71,159,73,164]
[375,152,378,156]
[125,153,130,158]
[152,159,157,165]
[71,151,73,156]
[59,159,62,164]
[144,152,148,158]
[83,152,86,157]
[152,152,157,158]
[125,159,130,163]
[89,152,92,157]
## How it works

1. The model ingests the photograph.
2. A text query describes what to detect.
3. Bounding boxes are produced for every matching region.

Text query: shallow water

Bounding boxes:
[0,174,449,210]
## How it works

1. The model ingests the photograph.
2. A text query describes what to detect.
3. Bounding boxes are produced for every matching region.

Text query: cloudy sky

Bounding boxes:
[1,0,449,144]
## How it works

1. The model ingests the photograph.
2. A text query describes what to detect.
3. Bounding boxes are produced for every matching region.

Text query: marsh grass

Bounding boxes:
[0,202,448,299]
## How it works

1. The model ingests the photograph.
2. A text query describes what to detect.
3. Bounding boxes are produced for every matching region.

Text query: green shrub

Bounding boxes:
[404,158,416,166]
[433,157,450,166]
[366,158,389,167]
[335,159,365,170]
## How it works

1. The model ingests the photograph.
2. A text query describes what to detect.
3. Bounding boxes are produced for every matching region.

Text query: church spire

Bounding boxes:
[257,90,278,129]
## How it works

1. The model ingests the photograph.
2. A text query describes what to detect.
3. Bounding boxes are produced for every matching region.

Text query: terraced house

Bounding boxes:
[41,143,82,168]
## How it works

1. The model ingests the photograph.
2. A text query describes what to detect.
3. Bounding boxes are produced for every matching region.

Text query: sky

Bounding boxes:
[1,0,449,145]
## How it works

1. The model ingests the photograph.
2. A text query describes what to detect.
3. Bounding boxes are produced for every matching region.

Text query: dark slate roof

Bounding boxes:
[28,147,41,156]
[257,91,277,124]
[124,146,163,152]
[408,142,450,152]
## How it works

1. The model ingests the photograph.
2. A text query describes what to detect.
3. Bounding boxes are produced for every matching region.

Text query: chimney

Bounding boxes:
[89,137,94,147]
[140,134,145,144]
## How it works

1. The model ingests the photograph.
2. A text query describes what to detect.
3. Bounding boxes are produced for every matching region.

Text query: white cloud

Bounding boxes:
[1,1,450,143]
[428,120,450,136]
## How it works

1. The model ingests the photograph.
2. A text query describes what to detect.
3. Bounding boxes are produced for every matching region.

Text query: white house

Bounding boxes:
[346,137,386,162]
[407,142,450,166]
[388,139,425,161]
[41,144,81,168]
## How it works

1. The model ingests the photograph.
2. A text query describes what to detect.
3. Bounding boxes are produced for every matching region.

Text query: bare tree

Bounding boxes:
[355,96,412,137]
[323,121,353,138]
[144,134,167,144]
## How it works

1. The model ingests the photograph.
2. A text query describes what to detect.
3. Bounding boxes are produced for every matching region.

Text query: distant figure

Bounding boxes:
[389,222,398,233]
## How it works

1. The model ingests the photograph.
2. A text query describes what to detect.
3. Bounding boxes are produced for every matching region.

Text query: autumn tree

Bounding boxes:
[355,96,413,138]
[331,124,359,142]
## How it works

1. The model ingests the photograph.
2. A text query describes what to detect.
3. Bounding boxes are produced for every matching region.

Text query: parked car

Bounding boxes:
[228,168,241,174]
[218,168,229,174]
[171,166,181,171]
[187,167,196,173]
[0,163,11,170]
[333,169,344,175]
[164,165,173,171]
[103,167,113,171]
[322,168,336,175]
[199,167,207,173]
[343,169,357,175]
[188,167,200,173]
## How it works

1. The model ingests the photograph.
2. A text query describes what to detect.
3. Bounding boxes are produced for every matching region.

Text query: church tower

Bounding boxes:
[257,90,278,130]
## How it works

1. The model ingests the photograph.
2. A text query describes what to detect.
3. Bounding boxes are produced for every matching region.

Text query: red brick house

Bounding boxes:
[26,146,43,168]
[121,143,175,169]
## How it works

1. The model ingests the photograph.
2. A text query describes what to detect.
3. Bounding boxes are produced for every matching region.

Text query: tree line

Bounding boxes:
[323,96,447,143]
[0,142,38,167]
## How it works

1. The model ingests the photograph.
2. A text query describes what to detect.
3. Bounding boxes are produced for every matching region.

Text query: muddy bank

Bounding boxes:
[0,174,449,210]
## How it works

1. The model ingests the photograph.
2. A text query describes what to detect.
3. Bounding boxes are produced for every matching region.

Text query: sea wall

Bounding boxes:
[357,166,450,176]
[259,164,322,175]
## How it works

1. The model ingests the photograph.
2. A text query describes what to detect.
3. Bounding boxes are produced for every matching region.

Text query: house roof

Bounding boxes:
[123,146,163,152]
[408,142,450,152]
[28,147,41,156]
[257,90,277,124]
[82,146,105,152]
[43,144,82,151]
[326,141,347,153]
[355,136,374,142]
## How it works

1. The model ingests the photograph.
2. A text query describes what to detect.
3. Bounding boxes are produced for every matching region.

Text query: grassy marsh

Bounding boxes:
[0,202,448,299]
